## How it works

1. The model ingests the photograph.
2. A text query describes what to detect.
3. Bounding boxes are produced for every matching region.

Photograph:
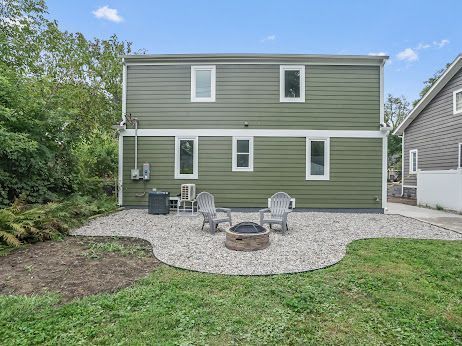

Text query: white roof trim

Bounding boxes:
[394,54,462,135]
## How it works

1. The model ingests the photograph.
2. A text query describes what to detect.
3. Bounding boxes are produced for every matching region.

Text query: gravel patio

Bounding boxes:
[71,210,462,275]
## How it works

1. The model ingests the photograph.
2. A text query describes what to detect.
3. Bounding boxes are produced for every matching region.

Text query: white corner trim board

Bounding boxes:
[118,135,123,206]
[121,129,385,138]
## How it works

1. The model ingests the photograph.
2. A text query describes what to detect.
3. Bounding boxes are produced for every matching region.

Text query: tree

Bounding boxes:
[0,0,135,206]
[413,62,451,107]
[384,94,410,170]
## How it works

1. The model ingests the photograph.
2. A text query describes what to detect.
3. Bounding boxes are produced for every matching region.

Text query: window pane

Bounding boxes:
[285,70,300,98]
[460,145,462,168]
[195,70,211,98]
[456,91,462,111]
[237,139,249,153]
[311,141,325,175]
[237,154,249,168]
[412,152,417,172]
[180,140,194,174]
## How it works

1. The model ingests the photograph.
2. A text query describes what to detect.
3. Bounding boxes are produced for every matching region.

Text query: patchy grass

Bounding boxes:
[0,238,461,345]
[82,239,150,259]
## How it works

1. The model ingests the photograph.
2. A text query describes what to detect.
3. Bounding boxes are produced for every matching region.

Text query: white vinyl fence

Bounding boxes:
[417,169,462,213]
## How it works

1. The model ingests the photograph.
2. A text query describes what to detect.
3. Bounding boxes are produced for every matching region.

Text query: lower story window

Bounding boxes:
[306,138,330,180]
[232,136,254,171]
[458,143,462,168]
[175,136,198,179]
[409,149,418,174]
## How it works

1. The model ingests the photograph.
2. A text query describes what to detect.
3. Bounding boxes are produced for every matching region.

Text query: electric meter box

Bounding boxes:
[143,163,150,180]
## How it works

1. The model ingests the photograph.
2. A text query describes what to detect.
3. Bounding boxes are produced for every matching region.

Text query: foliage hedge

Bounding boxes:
[0,0,132,207]
[0,195,117,247]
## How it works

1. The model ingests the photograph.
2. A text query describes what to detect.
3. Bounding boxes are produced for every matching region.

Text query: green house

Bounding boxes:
[118,54,389,212]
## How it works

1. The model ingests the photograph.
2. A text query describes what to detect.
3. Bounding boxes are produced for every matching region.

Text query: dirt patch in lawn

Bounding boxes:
[0,236,160,302]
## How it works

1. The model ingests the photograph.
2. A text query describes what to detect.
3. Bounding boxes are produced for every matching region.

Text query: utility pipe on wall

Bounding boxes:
[134,118,138,171]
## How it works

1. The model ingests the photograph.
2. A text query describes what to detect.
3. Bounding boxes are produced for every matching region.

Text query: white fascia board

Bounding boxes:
[394,55,462,135]
[125,61,384,66]
[121,129,385,138]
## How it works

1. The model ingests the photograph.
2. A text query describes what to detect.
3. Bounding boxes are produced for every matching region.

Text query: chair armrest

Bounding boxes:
[216,208,231,213]
[259,208,270,213]
[282,210,292,217]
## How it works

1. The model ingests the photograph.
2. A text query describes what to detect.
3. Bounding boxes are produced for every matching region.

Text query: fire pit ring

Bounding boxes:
[225,222,270,251]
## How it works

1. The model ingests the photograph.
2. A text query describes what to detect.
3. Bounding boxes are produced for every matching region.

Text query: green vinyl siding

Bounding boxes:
[126,64,380,130]
[122,137,382,208]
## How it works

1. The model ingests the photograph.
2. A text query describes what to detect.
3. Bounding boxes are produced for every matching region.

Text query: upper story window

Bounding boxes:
[280,65,305,103]
[191,66,216,102]
[306,138,330,180]
[409,149,418,174]
[232,137,254,172]
[175,136,198,179]
[454,88,462,115]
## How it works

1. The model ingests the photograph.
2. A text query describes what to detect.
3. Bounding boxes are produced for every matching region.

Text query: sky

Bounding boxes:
[46,0,461,103]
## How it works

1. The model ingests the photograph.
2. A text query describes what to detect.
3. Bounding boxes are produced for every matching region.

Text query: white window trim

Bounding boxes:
[232,136,254,172]
[306,137,330,180]
[280,65,305,103]
[453,88,462,115]
[409,149,418,175]
[458,143,462,169]
[191,65,216,102]
[175,136,199,179]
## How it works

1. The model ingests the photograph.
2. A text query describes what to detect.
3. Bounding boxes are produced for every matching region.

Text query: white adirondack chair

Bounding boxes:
[196,192,232,233]
[259,192,292,233]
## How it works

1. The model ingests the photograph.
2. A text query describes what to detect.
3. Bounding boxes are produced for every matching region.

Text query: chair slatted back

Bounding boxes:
[270,192,291,218]
[197,192,217,218]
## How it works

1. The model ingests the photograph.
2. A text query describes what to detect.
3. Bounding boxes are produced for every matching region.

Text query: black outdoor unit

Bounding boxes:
[148,191,170,215]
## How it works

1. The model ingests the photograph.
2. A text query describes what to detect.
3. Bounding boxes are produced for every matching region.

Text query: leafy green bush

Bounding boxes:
[72,131,117,197]
[0,195,117,247]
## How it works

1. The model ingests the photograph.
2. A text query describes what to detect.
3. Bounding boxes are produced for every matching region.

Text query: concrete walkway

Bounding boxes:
[387,202,462,234]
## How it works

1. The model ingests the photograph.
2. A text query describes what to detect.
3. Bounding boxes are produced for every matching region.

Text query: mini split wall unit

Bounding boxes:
[117,53,390,212]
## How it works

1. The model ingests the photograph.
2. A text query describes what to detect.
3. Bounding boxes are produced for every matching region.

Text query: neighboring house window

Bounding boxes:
[232,137,254,172]
[175,137,198,179]
[191,66,216,102]
[280,65,305,102]
[409,149,418,174]
[454,88,462,115]
[459,143,462,168]
[306,138,330,180]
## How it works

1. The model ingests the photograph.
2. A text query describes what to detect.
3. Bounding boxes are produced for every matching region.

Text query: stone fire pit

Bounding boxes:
[225,222,270,251]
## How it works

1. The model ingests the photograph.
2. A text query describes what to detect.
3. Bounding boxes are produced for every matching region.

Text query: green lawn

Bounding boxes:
[1,239,461,345]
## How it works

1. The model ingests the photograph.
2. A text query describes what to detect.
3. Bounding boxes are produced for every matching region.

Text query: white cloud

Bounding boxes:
[92,6,123,23]
[416,43,431,50]
[396,48,418,62]
[261,34,276,43]
[368,52,387,56]
[433,39,449,48]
